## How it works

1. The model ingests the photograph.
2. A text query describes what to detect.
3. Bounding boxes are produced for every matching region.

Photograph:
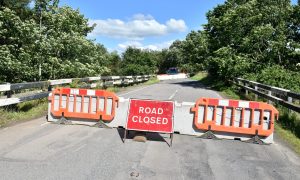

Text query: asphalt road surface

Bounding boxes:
[0,79,300,180]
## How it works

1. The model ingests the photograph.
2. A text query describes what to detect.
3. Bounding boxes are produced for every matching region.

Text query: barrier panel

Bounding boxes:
[49,88,119,121]
[191,98,279,137]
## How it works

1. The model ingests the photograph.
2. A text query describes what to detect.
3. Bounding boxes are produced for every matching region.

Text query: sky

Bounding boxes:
[58,0,298,52]
[57,0,225,52]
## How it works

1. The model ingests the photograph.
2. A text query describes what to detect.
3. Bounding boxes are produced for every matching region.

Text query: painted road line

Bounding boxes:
[168,90,178,100]
[118,85,154,96]
[40,122,50,126]
[74,144,86,152]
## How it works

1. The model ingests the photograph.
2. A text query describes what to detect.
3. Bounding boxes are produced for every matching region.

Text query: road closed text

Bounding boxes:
[132,116,168,124]
[126,99,174,133]
[131,107,169,124]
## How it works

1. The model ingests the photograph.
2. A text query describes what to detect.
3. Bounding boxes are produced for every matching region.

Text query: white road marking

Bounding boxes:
[168,90,178,100]
[74,144,86,152]
[40,122,50,126]
[118,85,153,96]
[3,127,9,131]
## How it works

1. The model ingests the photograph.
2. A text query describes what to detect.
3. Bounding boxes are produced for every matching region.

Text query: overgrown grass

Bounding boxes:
[277,108,300,138]
[275,123,300,154]
[191,72,300,155]
[106,86,121,93]
[0,99,48,128]
[190,72,208,81]
[144,77,160,85]
[191,72,240,99]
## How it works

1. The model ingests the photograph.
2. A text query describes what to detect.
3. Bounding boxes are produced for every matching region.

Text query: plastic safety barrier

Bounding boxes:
[49,88,119,121]
[191,98,279,137]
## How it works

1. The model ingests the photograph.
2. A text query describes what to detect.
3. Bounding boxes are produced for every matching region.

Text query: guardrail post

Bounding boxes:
[244,82,248,96]
[268,90,272,104]
[288,96,293,113]
[288,97,293,103]
[6,90,12,98]
[48,84,52,92]
[103,79,107,89]
[254,86,258,101]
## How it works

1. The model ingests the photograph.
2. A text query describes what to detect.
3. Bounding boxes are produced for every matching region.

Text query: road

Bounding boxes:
[0,79,299,180]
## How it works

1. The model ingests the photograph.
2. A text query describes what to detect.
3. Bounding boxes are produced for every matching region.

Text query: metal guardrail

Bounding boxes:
[234,78,300,113]
[0,75,153,107]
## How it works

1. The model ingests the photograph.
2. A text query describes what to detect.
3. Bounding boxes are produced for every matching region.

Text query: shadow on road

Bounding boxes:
[117,128,171,146]
[170,80,212,90]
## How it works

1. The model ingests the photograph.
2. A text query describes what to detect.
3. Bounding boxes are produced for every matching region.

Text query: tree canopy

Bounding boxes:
[0,0,114,83]
[156,0,300,92]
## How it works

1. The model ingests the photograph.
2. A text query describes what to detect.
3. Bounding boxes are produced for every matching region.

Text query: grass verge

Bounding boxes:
[144,77,160,85]
[191,72,240,99]
[275,122,300,154]
[0,99,48,128]
[191,72,300,155]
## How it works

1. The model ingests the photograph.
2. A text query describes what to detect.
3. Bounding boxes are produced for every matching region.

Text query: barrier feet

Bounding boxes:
[197,126,220,140]
[198,130,219,140]
[244,135,266,145]
[244,130,266,145]
[55,115,72,125]
[92,120,112,129]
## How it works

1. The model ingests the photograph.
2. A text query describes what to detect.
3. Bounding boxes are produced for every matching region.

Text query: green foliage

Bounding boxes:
[121,47,157,75]
[0,2,115,83]
[279,108,300,139]
[158,32,208,75]
[163,0,300,94]
[190,72,208,81]
[0,99,48,127]
[207,47,252,80]
[245,65,300,92]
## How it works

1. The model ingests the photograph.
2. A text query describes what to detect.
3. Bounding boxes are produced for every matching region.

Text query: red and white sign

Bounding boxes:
[126,99,174,133]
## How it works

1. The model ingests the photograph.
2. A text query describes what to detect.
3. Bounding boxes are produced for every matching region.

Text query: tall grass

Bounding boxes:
[0,99,48,128]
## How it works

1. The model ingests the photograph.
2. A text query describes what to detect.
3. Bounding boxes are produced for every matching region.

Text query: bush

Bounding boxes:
[244,65,300,93]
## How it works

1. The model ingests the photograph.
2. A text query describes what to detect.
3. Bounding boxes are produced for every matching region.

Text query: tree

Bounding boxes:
[204,0,293,79]
[121,47,157,75]
[0,2,111,83]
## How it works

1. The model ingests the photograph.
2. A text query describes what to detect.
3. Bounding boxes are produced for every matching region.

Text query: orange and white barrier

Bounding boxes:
[47,89,278,143]
[48,88,118,122]
[191,98,279,137]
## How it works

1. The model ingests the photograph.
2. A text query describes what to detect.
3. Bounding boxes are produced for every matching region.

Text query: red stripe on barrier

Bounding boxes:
[208,99,219,106]
[229,100,238,107]
[79,89,87,95]
[62,88,70,94]
[95,90,105,96]
[249,102,260,109]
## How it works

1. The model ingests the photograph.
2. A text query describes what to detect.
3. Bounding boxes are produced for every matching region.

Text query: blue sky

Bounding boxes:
[58,0,225,52]
[59,0,298,52]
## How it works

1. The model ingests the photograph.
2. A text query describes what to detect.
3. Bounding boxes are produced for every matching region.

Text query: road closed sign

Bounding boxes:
[126,99,174,133]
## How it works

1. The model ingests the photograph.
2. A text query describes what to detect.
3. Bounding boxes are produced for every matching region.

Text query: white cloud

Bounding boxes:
[117,40,174,51]
[28,1,35,8]
[166,19,187,33]
[89,14,187,40]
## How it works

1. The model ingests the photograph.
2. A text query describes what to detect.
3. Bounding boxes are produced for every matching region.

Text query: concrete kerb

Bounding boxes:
[47,95,274,144]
